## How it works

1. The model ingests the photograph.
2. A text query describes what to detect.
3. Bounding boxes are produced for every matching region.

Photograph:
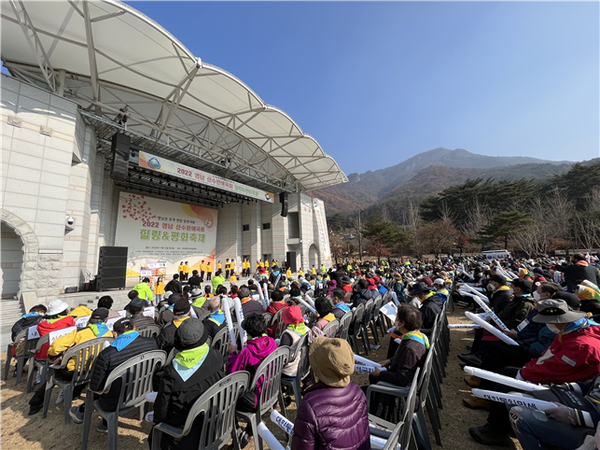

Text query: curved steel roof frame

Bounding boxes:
[1,0,347,191]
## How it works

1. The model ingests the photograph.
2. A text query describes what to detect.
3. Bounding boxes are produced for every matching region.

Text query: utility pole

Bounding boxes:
[356,209,363,264]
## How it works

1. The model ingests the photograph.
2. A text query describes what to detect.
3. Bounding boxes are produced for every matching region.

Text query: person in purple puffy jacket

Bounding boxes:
[292,336,370,450]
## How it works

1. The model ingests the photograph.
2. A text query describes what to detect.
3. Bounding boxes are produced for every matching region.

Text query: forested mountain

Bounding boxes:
[311,147,573,215]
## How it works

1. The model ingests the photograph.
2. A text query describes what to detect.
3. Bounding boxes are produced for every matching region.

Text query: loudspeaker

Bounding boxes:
[96,246,128,291]
[110,132,131,182]
[280,192,288,217]
[286,251,297,273]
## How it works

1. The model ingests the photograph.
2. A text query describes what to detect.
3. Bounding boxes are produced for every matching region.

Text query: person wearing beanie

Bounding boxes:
[279,305,307,377]
[70,318,157,431]
[292,336,370,450]
[150,318,224,450]
[28,308,112,415]
[155,298,192,355]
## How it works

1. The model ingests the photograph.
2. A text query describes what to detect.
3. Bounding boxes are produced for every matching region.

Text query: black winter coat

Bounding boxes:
[420,294,443,330]
[153,350,225,450]
[11,315,44,341]
[90,335,159,410]
[555,263,600,293]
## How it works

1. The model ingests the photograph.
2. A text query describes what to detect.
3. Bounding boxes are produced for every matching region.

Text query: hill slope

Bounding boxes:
[311,148,573,214]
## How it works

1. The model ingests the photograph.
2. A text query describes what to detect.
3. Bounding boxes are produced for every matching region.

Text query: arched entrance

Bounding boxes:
[308,244,319,269]
[1,220,23,299]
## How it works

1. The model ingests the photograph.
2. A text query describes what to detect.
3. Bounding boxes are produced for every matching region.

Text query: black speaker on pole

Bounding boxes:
[110,132,131,182]
[280,192,288,217]
[96,246,128,291]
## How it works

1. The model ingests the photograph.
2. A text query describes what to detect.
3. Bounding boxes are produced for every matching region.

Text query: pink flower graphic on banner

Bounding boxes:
[122,194,156,221]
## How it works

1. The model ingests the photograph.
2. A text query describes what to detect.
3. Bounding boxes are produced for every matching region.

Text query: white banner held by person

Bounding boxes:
[464,366,548,392]
[222,297,236,345]
[448,323,481,329]
[297,296,316,314]
[232,297,247,348]
[142,307,156,319]
[48,326,77,344]
[270,410,294,436]
[75,316,91,329]
[463,290,509,331]
[106,317,120,331]
[472,389,556,412]
[256,423,285,450]
[465,311,518,346]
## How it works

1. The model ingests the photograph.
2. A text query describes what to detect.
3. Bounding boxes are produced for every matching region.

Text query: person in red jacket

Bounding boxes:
[469,299,600,447]
[35,299,75,360]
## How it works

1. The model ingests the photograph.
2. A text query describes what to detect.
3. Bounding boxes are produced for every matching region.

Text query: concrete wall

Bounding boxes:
[216,192,332,272]
[0,75,122,306]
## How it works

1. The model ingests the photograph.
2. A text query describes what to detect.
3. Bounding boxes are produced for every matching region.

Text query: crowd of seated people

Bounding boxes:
[13,254,600,450]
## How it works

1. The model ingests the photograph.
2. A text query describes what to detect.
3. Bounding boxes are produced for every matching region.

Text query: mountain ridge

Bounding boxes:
[311,147,574,215]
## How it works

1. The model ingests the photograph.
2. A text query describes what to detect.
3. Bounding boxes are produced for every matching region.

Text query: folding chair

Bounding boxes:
[235,346,289,450]
[4,329,35,385]
[81,350,167,450]
[137,324,161,338]
[369,297,385,345]
[337,311,353,340]
[151,371,250,450]
[26,334,50,393]
[360,300,374,354]
[368,367,420,450]
[347,304,365,354]
[42,337,113,424]
[210,326,231,369]
[280,334,310,408]
[322,319,339,338]
[367,344,440,448]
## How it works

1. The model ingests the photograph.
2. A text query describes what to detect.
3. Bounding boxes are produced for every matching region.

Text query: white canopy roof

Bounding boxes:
[1,0,347,191]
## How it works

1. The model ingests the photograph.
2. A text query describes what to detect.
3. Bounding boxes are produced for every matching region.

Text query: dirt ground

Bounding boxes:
[0,312,523,449]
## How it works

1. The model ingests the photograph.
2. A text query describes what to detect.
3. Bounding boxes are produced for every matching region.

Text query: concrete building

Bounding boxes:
[0,1,345,322]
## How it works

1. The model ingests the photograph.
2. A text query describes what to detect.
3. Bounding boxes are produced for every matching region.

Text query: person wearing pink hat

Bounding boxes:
[280,305,307,377]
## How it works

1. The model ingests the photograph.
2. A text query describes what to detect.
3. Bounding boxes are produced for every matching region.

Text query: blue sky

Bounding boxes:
[22,2,600,174]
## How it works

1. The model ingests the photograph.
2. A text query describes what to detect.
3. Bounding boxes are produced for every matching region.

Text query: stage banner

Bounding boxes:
[138,151,274,203]
[313,198,332,263]
[115,193,218,279]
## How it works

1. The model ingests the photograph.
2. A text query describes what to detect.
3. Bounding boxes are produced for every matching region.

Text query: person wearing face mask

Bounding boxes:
[462,283,568,408]
[408,281,442,331]
[269,265,284,288]
[486,274,512,314]
[366,305,429,422]
[469,299,600,447]
[459,278,536,366]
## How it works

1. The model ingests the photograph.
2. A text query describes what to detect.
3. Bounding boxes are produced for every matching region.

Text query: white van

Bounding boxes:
[481,250,511,260]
